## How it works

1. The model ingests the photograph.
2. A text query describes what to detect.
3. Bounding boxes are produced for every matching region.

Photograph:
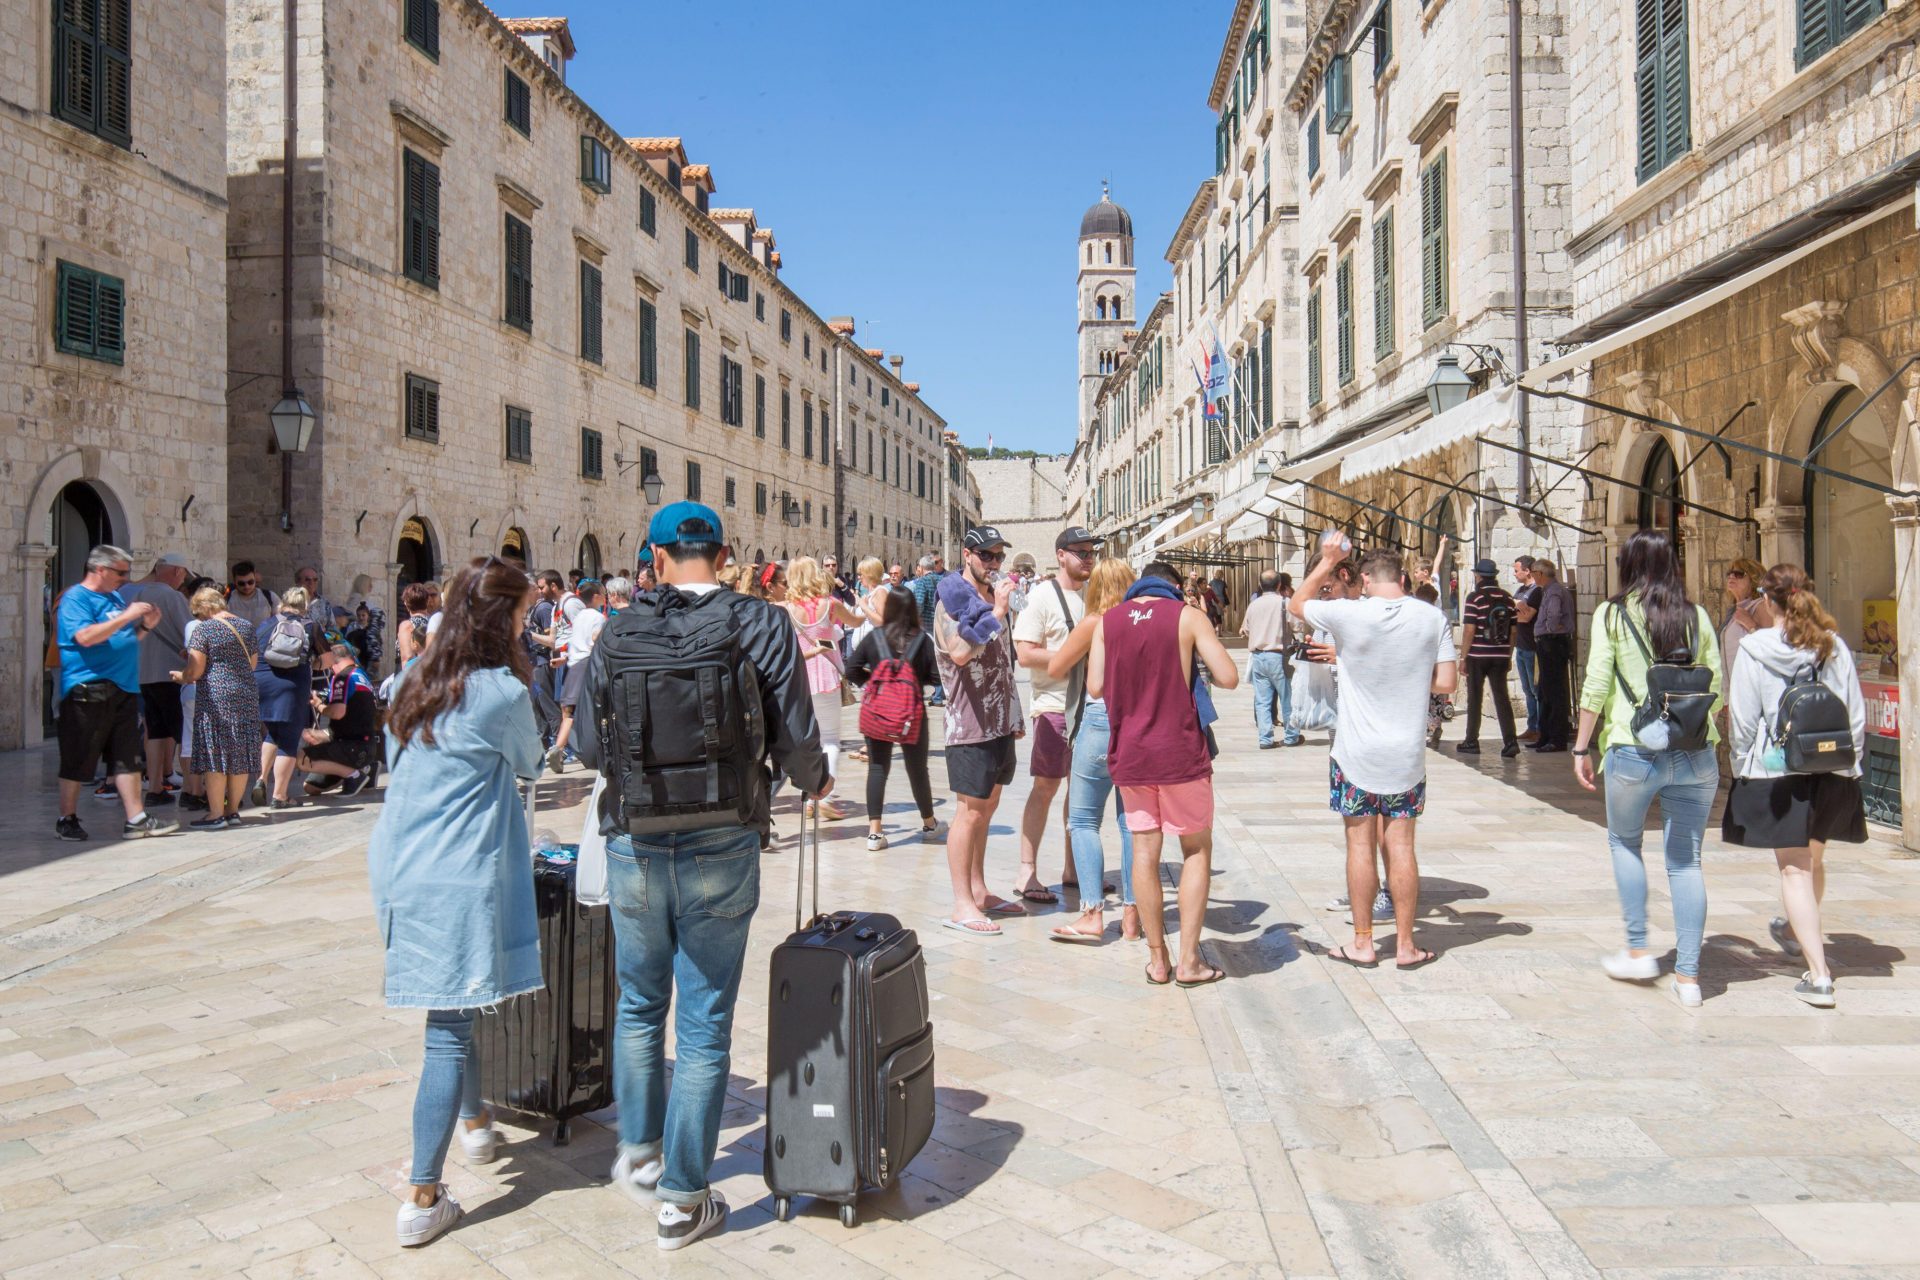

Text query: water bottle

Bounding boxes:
[1010,574,1030,612]
[1321,527,1352,557]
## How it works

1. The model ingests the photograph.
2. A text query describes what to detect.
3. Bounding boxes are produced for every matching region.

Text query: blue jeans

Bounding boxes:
[1603,745,1716,977]
[1067,701,1135,907]
[1249,651,1300,746]
[606,826,759,1207]
[409,1008,482,1184]
[1515,647,1539,733]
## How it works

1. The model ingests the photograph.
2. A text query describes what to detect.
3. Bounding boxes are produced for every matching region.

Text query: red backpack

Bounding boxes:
[858,632,926,745]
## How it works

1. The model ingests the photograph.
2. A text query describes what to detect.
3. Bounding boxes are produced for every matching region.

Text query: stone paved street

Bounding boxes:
[5,661,1920,1278]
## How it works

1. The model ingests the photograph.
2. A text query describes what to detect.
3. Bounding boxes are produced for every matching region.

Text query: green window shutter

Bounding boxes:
[1636,0,1689,177]
[94,273,124,362]
[781,389,791,448]
[504,69,530,135]
[405,374,439,442]
[1336,255,1355,387]
[578,261,602,363]
[639,189,657,236]
[1372,210,1395,359]
[98,0,130,144]
[54,261,124,364]
[404,150,440,288]
[638,299,657,387]
[505,406,531,463]
[1307,114,1321,177]
[754,374,766,436]
[1260,323,1274,430]
[405,0,439,58]
[1839,0,1886,38]
[504,214,532,330]
[1420,154,1448,328]
[55,0,132,146]
[1796,0,1833,66]
[685,330,701,408]
[1306,285,1322,408]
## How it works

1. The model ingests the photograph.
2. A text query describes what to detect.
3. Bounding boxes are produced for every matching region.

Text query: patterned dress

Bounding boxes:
[190,615,262,775]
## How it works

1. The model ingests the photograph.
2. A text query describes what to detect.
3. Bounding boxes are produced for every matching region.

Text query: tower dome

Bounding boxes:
[1079,189,1133,239]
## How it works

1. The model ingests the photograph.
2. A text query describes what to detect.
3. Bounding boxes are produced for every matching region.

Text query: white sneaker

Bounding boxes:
[866,832,889,852]
[657,1192,728,1251]
[459,1120,500,1164]
[1671,979,1703,1009]
[1324,893,1350,912]
[1602,950,1660,982]
[396,1185,462,1247]
[611,1150,664,1205]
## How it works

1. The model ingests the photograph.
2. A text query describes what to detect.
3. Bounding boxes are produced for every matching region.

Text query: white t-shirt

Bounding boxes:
[425,610,444,637]
[566,608,606,666]
[1302,593,1457,795]
[1011,579,1084,716]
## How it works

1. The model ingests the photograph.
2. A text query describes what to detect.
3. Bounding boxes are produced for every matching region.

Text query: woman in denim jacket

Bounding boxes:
[368,557,545,1247]
[1571,529,1723,1009]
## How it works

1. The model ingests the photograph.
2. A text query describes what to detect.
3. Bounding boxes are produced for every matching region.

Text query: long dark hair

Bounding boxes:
[880,583,921,657]
[388,557,534,748]
[1612,529,1693,656]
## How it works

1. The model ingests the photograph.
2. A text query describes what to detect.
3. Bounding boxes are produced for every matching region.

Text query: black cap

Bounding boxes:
[1473,558,1498,577]
[963,525,1009,552]
[1055,526,1106,551]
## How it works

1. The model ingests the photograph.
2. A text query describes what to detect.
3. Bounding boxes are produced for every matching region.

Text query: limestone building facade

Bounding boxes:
[973,457,1072,574]
[225,1,954,611]
[6,0,229,750]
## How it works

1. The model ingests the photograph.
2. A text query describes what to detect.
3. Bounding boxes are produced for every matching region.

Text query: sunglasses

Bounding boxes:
[103,566,130,578]
[972,550,1005,563]
[1062,546,1101,558]
[235,578,258,588]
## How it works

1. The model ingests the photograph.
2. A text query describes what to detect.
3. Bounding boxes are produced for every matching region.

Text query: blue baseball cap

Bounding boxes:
[647,501,725,548]
[637,546,654,565]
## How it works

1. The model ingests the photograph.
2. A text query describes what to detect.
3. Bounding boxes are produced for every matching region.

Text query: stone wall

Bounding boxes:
[974,457,1072,570]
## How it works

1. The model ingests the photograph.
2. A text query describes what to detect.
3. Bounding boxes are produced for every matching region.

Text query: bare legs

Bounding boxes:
[1016,775,1063,897]
[1777,842,1829,981]
[1343,815,1423,965]
[1133,829,1214,983]
[946,789,1005,923]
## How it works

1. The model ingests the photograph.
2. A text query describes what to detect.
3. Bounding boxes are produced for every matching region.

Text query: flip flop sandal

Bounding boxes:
[983,899,1026,917]
[1395,948,1439,970]
[1175,966,1227,989]
[1050,927,1103,946]
[942,918,1002,937]
[1016,886,1060,905]
[1327,945,1380,969]
[1144,959,1172,986]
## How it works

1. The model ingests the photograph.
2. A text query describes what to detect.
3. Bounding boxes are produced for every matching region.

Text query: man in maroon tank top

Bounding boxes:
[1087,562,1240,987]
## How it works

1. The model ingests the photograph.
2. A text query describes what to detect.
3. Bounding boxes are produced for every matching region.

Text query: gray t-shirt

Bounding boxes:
[1302,594,1457,795]
[121,580,191,686]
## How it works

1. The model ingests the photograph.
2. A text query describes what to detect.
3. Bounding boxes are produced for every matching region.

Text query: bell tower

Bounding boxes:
[1077,183,1136,444]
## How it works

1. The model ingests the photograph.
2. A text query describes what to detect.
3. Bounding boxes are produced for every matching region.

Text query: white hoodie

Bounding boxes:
[1726,624,1866,780]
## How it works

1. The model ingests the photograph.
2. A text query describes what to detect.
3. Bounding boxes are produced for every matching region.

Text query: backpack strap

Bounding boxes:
[697,666,721,806]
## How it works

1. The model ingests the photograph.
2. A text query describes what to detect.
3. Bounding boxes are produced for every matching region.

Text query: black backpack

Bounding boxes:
[1612,604,1717,752]
[1771,658,1855,774]
[1482,596,1516,647]
[593,588,766,834]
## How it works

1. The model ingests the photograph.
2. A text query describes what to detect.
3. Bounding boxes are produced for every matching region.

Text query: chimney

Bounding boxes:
[828,316,856,336]
[889,355,904,382]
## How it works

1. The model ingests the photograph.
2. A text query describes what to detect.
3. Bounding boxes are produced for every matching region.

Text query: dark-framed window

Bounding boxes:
[820,408,831,460]
[1335,253,1356,387]
[720,356,743,426]
[1306,113,1321,178]
[53,0,132,147]
[754,374,767,437]
[685,460,702,501]
[638,187,657,236]
[780,309,792,343]
[755,482,768,515]
[640,446,658,487]
[1795,0,1883,68]
[1371,0,1393,75]
[803,401,814,459]
[505,405,532,462]
[637,297,657,387]
[54,260,125,364]
[580,426,604,479]
[1324,54,1353,133]
[579,135,611,193]
[724,477,737,508]
[403,0,439,58]
[683,329,700,409]
[504,68,530,135]
[1419,152,1449,329]
[1634,0,1690,180]
[755,293,765,321]
[504,213,532,331]
[1372,210,1395,360]
[684,229,700,271]
[579,261,603,364]
[405,373,439,442]
[403,149,441,289]
[781,389,792,450]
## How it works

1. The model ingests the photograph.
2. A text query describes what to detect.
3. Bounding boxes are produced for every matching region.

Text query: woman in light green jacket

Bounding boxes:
[1572,530,1723,1008]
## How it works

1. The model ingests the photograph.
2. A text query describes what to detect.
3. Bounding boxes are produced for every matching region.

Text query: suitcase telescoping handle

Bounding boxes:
[794,802,820,934]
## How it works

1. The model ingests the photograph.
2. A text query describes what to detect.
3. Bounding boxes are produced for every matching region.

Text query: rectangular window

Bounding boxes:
[755,293,765,321]
[53,0,132,146]
[639,187,657,236]
[803,402,814,459]
[579,135,611,193]
[637,298,657,387]
[504,213,532,330]
[1635,0,1690,180]
[579,261,603,364]
[683,329,700,409]
[781,389,792,450]
[1335,254,1356,387]
[803,334,812,358]
[685,460,702,501]
[53,260,125,364]
[1420,153,1449,328]
[405,373,440,442]
[641,447,658,487]
[404,0,439,59]
[755,482,768,515]
[1305,285,1322,408]
[403,149,441,289]
[1371,0,1392,75]
[1800,0,1887,66]
[720,356,744,426]
[580,426,603,479]
[504,68,530,135]
[754,374,767,437]
[724,477,737,508]
[1260,322,1274,431]
[780,309,792,342]
[1306,113,1321,177]
[684,229,700,271]
[867,430,875,473]
[505,405,532,463]
[729,267,749,303]
[1324,54,1352,133]
[881,387,890,407]
[820,408,830,458]
[1372,210,1395,359]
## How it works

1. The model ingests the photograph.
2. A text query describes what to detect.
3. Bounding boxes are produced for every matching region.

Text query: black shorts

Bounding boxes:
[946,734,1018,800]
[141,680,183,741]
[58,683,145,784]
[560,661,590,709]
[304,736,378,771]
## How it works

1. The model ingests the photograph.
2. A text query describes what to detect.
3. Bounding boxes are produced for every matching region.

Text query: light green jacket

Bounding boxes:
[1578,595,1723,770]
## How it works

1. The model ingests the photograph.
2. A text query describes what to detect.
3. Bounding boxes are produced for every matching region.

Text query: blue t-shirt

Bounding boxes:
[58,585,142,695]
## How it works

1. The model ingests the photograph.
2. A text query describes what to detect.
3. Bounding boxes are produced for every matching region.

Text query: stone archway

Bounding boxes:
[494,506,533,571]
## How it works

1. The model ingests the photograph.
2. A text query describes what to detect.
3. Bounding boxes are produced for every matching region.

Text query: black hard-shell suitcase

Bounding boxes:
[475,855,617,1144]
[764,811,935,1227]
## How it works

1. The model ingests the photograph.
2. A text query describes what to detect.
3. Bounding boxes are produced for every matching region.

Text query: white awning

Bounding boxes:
[1129,507,1192,563]
[1340,385,1518,483]
[1224,483,1302,543]
[1273,402,1427,483]
[1157,513,1230,554]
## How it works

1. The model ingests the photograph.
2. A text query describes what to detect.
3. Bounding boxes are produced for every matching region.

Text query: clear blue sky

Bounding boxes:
[551,0,1231,455]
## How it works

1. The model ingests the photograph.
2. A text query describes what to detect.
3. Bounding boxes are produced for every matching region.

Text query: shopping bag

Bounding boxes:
[574,774,610,907]
[1287,657,1338,733]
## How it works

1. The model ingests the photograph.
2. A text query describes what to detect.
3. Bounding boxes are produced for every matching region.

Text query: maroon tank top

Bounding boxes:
[1103,596,1210,786]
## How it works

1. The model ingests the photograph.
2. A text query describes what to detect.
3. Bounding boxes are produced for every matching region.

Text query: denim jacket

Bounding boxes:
[368,666,546,1009]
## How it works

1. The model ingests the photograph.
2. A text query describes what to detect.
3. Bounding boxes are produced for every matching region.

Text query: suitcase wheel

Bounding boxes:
[839,1202,857,1229]
[773,1197,793,1223]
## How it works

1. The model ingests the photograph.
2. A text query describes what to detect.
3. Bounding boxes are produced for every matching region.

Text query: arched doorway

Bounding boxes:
[397,517,438,604]
[577,534,602,579]
[1423,492,1462,619]
[1637,436,1683,568]
[499,525,529,568]
[42,481,115,735]
[1802,386,1896,645]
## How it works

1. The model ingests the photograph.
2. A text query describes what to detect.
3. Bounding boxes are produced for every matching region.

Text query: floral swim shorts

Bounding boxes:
[1328,757,1426,819]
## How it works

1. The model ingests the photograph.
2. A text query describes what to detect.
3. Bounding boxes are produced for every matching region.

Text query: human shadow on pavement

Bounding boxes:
[858,1086,1024,1226]
[1208,921,1303,976]
[1693,931,1906,998]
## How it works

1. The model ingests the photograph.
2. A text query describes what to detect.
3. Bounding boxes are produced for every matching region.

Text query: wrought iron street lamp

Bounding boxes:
[1425,353,1474,418]
[642,469,663,504]
[269,391,316,453]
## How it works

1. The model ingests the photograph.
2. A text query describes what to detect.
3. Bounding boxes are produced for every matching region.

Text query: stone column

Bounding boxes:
[1888,496,1920,853]
[1753,503,1808,567]
[12,542,58,749]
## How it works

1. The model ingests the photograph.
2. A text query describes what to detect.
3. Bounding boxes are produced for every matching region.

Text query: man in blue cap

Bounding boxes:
[576,501,830,1252]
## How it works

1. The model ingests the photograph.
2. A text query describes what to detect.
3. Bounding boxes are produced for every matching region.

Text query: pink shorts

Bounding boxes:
[1120,778,1214,835]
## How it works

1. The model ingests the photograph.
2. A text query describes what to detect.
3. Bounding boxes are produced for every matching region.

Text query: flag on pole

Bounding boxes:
[1191,359,1217,421]
[1205,325,1231,406]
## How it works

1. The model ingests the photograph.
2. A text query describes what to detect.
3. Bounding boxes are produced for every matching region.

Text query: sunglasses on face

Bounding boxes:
[103,566,130,578]
[1063,546,1100,559]
[972,550,1005,564]
[236,578,257,588]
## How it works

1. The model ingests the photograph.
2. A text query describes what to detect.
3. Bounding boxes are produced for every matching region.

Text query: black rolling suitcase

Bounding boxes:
[765,811,935,1227]
[475,851,618,1145]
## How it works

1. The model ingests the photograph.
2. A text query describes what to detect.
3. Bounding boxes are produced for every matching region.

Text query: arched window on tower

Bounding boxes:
[1096,298,1106,320]
[1086,244,1092,264]
[1105,242,1113,263]
[1125,243,1131,266]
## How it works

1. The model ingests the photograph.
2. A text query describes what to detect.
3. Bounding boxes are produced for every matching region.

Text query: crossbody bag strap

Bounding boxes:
[215,616,254,663]
[1611,602,1655,705]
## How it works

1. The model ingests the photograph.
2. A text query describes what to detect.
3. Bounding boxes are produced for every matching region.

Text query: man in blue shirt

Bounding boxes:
[909,554,946,706]
[54,545,179,841]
